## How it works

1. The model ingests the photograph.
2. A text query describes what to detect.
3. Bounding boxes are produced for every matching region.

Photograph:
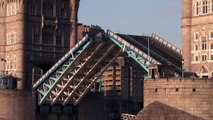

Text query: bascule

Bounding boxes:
[33,29,182,106]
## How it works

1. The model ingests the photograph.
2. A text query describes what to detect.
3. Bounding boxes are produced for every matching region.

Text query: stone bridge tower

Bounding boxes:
[182,0,213,78]
[0,0,75,89]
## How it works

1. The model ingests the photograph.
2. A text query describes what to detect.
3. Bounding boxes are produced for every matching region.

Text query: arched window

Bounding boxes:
[43,2,53,16]
[42,27,53,45]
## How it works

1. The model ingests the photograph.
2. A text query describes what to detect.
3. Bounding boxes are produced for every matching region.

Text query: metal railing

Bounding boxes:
[121,113,136,120]
[151,33,182,55]
[107,30,159,65]
[33,35,89,89]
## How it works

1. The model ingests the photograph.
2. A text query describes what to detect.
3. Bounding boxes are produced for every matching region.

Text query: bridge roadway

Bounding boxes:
[33,30,182,106]
[117,34,182,74]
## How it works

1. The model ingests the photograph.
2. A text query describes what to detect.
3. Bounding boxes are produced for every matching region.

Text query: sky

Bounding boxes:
[79,0,182,48]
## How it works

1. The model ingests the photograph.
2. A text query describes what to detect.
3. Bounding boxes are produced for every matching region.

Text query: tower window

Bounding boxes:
[209,30,213,39]
[56,29,64,46]
[211,55,213,60]
[195,1,201,15]
[42,28,53,45]
[212,0,213,12]
[10,33,16,44]
[195,56,199,61]
[195,44,198,51]
[60,8,66,18]
[203,0,208,14]
[43,2,53,16]
[202,55,207,61]
[7,32,16,45]
[5,55,17,71]
[202,39,207,50]
[194,32,199,41]
[32,27,40,44]
[30,4,36,15]
[7,2,17,16]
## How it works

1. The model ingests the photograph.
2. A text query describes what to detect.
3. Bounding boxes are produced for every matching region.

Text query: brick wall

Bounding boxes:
[136,78,213,120]
[0,90,36,120]
[0,90,111,120]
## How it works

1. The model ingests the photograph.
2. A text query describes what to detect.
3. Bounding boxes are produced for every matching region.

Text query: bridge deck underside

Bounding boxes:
[37,41,121,105]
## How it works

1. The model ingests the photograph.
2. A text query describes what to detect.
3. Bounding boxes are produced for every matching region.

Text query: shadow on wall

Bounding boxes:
[136,101,205,120]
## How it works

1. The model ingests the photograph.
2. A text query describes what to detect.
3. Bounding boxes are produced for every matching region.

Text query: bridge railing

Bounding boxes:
[151,33,182,55]
[107,30,159,66]
[108,31,182,74]
[33,35,89,89]
[121,113,136,120]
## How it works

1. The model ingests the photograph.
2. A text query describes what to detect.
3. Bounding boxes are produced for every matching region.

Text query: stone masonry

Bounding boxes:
[182,0,213,78]
[136,78,213,120]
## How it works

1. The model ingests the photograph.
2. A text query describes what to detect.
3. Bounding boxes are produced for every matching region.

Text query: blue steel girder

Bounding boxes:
[37,41,105,105]
[49,42,109,105]
[107,30,159,72]
[72,47,122,105]
[33,35,90,89]
[62,44,120,105]
[34,36,94,105]
[35,41,122,105]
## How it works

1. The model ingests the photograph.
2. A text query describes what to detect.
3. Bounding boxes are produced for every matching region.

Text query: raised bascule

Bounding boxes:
[33,30,182,107]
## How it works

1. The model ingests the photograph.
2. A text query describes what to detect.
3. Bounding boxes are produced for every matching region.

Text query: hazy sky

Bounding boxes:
[79,0,182,48]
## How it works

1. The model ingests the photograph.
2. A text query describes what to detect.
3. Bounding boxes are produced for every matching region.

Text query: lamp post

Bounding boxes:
[147,37,150,79]
[148,37,150,65]
[182,60,184,78]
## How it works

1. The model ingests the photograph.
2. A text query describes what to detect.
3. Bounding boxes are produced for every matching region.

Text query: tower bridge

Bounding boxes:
[33,30,182,106]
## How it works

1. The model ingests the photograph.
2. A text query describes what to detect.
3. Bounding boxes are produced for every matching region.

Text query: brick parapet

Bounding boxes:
[137,78,213,120]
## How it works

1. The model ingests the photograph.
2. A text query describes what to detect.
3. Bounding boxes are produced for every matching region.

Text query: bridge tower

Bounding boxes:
[0,0,73,89]
[182,0,213,78]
